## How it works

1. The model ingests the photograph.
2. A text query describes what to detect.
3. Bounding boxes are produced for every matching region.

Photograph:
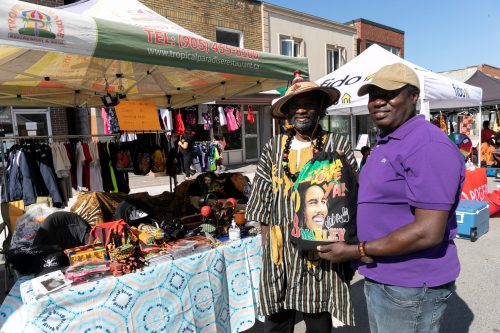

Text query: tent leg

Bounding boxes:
[477,106,482,167]
[350,111,356,149]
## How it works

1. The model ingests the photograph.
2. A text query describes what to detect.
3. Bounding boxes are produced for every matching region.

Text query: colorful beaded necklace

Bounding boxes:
[282,128,324,182]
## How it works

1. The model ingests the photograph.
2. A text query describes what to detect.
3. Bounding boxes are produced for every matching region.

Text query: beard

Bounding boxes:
[288,113,321,134]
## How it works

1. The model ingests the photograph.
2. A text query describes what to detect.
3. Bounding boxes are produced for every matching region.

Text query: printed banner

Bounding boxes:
[461,168,488,201]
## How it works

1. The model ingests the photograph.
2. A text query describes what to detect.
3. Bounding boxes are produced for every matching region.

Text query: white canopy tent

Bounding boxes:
[316,44,482,117]
[315,45,483,165]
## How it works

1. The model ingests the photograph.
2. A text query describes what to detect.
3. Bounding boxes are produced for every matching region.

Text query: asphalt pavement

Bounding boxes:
[1,164,499,332]
[245,176,500,333]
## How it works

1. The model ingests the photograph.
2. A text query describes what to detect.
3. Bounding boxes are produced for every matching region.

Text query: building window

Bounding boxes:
[216,28,243,47]
[280,37,301,57]
[327,46,341,73]
[366,41,400,56]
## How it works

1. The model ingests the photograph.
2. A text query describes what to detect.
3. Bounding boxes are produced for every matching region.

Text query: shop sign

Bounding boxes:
[114,100,161,131]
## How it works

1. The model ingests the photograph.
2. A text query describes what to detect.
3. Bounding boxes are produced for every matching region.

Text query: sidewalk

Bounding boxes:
[128,163,258,195]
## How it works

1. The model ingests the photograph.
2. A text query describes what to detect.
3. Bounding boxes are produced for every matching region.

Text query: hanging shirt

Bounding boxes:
[225,106,239,132]
[75,142,85,190]
[160,108,173,131]
[218,106,227,126]
[89,142,104,192]
[203,112,213,130]
[101,108,110,134]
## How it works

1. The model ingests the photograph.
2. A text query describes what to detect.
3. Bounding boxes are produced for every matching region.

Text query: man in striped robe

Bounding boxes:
[246,81,358,332]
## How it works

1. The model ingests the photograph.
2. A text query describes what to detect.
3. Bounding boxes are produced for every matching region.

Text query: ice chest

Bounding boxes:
[456,200,489,242]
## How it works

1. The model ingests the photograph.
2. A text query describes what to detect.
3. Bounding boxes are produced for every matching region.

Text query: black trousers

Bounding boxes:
[264,309,332,333]
[181,152,193,177]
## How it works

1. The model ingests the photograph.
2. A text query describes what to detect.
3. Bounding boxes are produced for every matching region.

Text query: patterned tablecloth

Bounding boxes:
[0,236,262,333]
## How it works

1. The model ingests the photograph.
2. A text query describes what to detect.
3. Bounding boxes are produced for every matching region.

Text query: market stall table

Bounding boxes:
[0,236,262,333]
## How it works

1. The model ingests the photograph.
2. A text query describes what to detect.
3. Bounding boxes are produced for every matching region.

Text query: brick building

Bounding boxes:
[141,0,262,51]
[347,18,404,57]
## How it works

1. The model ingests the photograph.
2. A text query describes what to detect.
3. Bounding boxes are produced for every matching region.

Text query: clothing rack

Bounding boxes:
[0,133,120,204]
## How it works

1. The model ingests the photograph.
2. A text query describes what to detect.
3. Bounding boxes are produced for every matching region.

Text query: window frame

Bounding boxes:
[215,27,243,48]
[280,36,302,57]
[326,45,342,73]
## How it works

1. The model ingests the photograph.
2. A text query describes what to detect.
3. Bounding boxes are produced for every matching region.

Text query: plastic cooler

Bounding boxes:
[455,200,489,242]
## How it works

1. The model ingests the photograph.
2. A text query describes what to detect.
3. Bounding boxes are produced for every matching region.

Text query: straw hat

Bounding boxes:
[358,63,420,96]
[271,81,340,119]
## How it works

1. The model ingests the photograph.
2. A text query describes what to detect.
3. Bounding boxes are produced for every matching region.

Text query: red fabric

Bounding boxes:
[461,168,487,201]
[481,128,496,143]
[82,142,93,191]
[246,105,255,124]
[486,192,500,216]
[174,110,185,136]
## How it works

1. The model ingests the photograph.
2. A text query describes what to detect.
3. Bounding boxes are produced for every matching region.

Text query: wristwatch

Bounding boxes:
[358,241,374,264]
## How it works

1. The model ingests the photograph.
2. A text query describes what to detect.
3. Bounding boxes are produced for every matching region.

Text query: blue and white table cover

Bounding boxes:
[0,236,262,333]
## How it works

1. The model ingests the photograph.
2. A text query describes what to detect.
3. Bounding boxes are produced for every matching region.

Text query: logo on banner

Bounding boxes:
[452,84,470,99]
[7,4,65,44]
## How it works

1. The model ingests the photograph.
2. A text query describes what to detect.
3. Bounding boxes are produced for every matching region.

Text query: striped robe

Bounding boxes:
[246,132,358,326]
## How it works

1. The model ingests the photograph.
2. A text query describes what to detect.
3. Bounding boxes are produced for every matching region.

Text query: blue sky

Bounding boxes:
[265,0,500,72]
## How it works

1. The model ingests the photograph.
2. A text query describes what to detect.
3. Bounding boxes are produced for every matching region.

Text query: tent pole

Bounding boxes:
[350,109,356,148]
[477,106,482,167]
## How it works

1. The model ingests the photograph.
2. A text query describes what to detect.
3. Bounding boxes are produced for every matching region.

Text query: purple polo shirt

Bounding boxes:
[357,115,464,287]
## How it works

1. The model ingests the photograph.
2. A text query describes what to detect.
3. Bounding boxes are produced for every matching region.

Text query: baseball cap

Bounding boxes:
[358,63,420,96]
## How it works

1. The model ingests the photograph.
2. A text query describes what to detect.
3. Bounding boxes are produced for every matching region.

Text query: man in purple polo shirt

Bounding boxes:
[317,63,464,333]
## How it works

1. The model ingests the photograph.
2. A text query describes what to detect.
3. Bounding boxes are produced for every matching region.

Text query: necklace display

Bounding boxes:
[282,128,324,182]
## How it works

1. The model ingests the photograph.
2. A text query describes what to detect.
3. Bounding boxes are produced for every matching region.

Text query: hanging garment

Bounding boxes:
[101,108,110,134]
[50,142,72,204]
[89,142,104,192]
[439,114,448,134]
[75,142,85,190]
[198,107,205,125]
[185,108,197,125]
[115,142,134,173]
[160,108,173,131]
[97,142,113,192]
[64,143,77,190]
[174,110,185,136]
[202,112,213,130]
[246,105,255,124]
[218,106,227,126]
[107,108,121,133]
[81,143,93,191]
[225,106,239,132]
[235,109,243,127]
[151,146,166,173]
[460,115,473,136]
